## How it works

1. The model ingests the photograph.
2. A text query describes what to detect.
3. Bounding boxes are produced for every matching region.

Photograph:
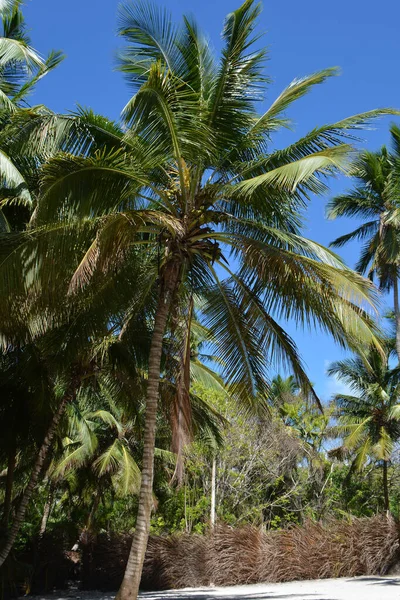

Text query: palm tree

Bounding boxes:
[328,343,400,512]
[328,124,400,361]
[0,1,64,109]
[0,245,158,566]
[269,374,330,470]
[269,375,299,408]
[0,1,394,596]
[51,388,142,527]
[47,338,224,536]
[0,0,64,232]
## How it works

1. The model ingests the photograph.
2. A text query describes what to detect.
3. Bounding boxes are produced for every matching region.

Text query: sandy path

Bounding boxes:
[31,576,400,600]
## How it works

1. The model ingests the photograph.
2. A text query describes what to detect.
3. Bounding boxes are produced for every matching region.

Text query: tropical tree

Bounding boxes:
[328,124,400,361]
[0,0,395,597]
[50,388,142,530]
[268,375,300,413]
[328,343,400,512]
[269,375,330,453]
[0,2,65,566]
[0,0,64,231]
[0,2,63,106]
[0,243,157,566]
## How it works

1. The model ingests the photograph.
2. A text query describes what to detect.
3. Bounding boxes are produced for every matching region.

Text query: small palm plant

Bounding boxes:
[328,343,400,512]
[52,386,142,514]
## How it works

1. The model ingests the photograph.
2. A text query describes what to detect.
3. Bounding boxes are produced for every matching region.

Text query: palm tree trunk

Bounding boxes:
[383,459,390,513]
[393,277,400,363]
[39,486,54,538]
[116,260,180,600]
[0,389,73,566]
[86,492,100,533]
[1,441,16,529]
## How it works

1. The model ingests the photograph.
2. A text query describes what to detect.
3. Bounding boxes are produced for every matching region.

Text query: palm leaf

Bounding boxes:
[249,67,339,135]
[0,37,44,70]
[0,148,31,204]
[112,441,141,497]
[117,0,183,90]
[234,145,353,195]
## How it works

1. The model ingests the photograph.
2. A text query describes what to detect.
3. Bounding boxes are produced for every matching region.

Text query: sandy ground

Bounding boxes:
[31,577,400,600]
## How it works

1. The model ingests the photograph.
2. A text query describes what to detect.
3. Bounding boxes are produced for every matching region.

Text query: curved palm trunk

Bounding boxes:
[1,441,16,529]
[0,390,73,566]
[393,277,400,363]
[383,459,390,513]
[116,261,180,600]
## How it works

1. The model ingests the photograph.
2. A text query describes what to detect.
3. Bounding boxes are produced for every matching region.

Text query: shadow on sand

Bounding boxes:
[140,576,400,599]
[140,590,332,600]
[347,576,400,586]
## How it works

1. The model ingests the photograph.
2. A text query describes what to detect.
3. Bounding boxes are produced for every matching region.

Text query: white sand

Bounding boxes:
[140,576,400,599]
[31,576,400,600]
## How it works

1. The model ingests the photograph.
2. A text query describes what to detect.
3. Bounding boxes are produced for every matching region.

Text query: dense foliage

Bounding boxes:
[6,376,400,543]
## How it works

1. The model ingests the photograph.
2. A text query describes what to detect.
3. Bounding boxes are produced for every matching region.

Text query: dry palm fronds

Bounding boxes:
[81,514,400,591]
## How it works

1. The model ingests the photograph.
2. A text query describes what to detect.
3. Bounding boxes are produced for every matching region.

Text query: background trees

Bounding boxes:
[328,125,400,361]
[328,342,400,512]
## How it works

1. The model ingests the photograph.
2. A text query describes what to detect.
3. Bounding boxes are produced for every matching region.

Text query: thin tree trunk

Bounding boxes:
[86,492,100,533]
[184,478,188,533]
[2,441,16,529]
[393,277,400,363]
[210,456,216,529]
[0,390,73,566]
[116,261,180,600]
[39,486,54,538]
[383,459,390,513]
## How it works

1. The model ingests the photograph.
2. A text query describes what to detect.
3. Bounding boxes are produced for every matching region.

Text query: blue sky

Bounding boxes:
[24,0,400,400]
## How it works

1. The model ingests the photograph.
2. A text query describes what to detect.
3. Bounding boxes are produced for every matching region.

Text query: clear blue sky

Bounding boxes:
[24,0,400,400]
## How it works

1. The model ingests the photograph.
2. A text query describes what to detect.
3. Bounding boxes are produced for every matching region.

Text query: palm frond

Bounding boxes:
[201,264,269,411]
[117,0,183,90]
[330,221,378,248]
[249,67,339,135]
[0,36,44,70]
[111,441,141,497]
[208,0,266,145]
[234,145,353,196]
[12,49,65,103]
[0,147,31,203]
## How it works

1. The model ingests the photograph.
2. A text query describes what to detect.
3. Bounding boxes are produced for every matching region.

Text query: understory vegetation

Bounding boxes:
[10,378,400,545]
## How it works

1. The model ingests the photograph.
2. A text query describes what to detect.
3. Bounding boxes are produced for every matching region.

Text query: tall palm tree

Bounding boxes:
[328,344,400,512]
[328,124,400,361]
[0,1,394,596]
